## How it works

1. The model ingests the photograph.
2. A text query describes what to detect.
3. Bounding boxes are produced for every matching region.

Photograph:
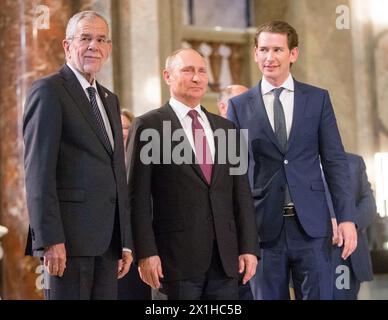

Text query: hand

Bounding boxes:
[337,221,357,260]
[138,255,164,289]
[117,250,133,279]
[331,218,339,245]
[43,243,66,277]
[238,254,258,285]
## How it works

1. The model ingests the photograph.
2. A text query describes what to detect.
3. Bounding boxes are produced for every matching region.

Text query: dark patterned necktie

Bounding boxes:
[273,87,287,153]
[273,87,292,205]
[187,110,213,184]
[86,86,113,155]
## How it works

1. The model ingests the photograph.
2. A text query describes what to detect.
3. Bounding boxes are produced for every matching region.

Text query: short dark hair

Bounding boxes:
[254,21,298,50]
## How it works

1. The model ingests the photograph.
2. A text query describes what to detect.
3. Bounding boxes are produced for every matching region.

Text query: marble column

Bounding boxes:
[349,0,379,181]
[112,0,183,116]
[0,0,71,299]
[286,0,357,151]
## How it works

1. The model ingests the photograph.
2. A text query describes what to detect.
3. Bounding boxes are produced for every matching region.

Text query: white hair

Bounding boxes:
[165,48,204,71]
[65,11,109,39]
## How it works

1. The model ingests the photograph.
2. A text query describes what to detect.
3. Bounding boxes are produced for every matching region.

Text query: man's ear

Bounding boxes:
[163,69,171,85]
[217,102,226,115]
[290,47,299,64]
[253,46,259,63]
[62,39,70,58]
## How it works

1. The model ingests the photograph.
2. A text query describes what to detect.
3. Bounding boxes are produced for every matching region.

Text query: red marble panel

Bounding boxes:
[0,0,72,299]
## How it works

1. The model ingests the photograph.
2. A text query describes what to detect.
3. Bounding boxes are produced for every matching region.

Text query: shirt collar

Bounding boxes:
[261,73,294,95]
[66,63,97,92]
[169,97,203,121]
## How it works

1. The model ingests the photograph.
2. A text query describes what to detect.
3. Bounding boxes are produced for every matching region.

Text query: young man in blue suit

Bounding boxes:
[329,153,376,299]
[227,21,357,299]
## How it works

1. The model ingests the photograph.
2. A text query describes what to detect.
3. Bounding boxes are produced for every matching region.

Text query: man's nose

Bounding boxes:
[192,71,202,82]
[87,39,99,50]
[266,50,275,61]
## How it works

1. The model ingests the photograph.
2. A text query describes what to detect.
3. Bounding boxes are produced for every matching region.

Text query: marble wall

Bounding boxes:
[0,0,72,299]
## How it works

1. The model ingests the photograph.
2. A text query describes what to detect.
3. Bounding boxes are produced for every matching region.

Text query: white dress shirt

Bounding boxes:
[261,73,295,139]
[169,97,215,162]
[67,63,114,150]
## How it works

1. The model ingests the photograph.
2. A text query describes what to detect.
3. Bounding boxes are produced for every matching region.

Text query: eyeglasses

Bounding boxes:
[69,35,111,46]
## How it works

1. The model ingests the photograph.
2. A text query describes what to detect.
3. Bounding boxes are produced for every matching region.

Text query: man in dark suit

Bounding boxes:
[227,21,357,299]
[328,153,376,299]
[128,48,259,300]
[23,11,133,299]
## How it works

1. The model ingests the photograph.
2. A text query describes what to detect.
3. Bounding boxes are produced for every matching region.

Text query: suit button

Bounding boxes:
[207,215,213,221]
[110,198,116,204]
[284,159,288,165]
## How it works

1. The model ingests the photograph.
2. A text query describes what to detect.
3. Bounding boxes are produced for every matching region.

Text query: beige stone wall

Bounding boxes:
[112,0,182,115]
[294,0,357,152]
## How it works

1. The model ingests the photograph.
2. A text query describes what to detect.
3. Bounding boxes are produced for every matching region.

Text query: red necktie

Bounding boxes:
[187,110,213,184]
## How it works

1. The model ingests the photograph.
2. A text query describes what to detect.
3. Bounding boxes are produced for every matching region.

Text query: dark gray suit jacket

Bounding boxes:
[23,64,132,257]
[128,103,259,282]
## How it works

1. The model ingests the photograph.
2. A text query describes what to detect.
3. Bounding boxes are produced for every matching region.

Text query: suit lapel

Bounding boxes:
[249,83,283,153]
[60,65,113,156]
[163,104,209,186]
[287,80,307,151]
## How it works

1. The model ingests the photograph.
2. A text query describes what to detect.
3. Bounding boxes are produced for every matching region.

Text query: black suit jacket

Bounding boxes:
[128,103,259,282]
[23,64,132,256]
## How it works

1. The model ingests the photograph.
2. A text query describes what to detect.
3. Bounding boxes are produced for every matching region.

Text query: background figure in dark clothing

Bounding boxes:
[326,153,376,300]
[118,109,151,300]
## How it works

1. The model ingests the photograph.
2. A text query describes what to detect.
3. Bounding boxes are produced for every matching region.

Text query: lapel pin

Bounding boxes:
[104,92,108,98]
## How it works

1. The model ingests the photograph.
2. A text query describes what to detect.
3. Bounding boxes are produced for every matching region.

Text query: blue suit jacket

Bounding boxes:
[326,153,375,281]
[227,79,354,243]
